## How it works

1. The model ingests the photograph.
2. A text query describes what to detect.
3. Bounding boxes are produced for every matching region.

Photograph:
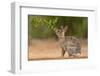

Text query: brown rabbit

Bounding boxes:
[54,26,81,57]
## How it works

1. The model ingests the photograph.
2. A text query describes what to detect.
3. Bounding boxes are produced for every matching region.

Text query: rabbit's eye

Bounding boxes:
[58,31,60,33]
[58,30,61,33]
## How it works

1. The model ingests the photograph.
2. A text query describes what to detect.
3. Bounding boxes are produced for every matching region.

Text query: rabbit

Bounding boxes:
[54,26,81,57]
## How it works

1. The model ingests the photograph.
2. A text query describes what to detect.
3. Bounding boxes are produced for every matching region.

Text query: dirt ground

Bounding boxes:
[28,39,88,60]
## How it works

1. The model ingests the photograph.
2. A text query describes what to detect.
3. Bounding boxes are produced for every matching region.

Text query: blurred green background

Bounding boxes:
[28,15,88,39]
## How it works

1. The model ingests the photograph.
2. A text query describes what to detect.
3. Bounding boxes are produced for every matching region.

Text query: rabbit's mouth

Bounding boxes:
[58,35,65,39]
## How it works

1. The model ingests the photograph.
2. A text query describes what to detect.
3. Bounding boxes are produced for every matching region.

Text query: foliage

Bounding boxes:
[28,15,88,39]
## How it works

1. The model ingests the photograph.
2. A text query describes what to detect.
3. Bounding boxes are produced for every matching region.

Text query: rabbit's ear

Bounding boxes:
[60,26,64,30]
[64,26,68,32]
[53,27,58,33]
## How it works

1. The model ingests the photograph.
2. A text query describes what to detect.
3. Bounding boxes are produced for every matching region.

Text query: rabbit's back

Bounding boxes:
[64,36,81,56]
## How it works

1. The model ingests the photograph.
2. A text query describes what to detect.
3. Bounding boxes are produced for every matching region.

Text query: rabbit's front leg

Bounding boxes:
[61,47,65,57]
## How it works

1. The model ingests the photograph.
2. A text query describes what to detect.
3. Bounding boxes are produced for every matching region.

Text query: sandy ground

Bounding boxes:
[28,39,88,60]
